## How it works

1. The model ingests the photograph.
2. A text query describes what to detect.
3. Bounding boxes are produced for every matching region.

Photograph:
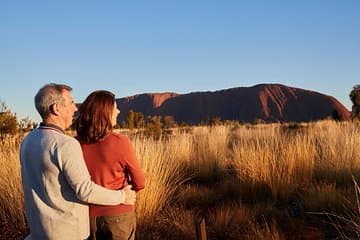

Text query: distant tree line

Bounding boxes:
[350,85,360,120]
[120,110,178,139]
[0,101,37,138]
[121,110,233,129]
[121,109,248,138]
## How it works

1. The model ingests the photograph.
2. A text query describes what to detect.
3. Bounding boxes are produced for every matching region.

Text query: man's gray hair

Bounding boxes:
[34,83,72,120]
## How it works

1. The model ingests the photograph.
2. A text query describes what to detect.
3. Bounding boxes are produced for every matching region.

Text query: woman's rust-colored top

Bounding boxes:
[77,133,145,217]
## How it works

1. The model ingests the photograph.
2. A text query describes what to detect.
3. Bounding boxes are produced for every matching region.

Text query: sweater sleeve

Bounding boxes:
[58,138,126,205]
[123,137,145,191]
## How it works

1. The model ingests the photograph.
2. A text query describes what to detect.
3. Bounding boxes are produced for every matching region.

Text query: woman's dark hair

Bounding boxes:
[76,90,116,143]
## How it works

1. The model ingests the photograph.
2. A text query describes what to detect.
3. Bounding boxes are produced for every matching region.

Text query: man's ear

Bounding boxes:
[50,103,61,116]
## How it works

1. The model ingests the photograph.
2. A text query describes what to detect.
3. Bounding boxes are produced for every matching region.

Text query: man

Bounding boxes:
[20,83,136,240]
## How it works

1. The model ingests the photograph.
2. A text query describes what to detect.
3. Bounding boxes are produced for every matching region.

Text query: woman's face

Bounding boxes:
[111,102,120,127]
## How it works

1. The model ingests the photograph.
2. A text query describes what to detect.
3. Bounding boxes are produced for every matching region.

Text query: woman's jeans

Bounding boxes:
[88,211,136,240]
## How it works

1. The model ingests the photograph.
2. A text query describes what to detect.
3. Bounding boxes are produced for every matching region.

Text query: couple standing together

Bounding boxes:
[20,83,145,240]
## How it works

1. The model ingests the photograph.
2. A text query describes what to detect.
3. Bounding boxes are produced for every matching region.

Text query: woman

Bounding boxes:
[76,90,145,240]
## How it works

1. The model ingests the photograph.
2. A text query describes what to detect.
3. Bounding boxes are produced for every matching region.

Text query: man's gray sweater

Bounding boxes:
[20,126,126,240]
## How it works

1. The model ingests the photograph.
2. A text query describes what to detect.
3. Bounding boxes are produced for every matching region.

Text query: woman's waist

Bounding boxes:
[89,204,134,217]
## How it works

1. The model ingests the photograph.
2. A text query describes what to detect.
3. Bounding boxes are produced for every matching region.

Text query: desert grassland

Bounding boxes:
[0,134,27,238]
[1,120,360,239]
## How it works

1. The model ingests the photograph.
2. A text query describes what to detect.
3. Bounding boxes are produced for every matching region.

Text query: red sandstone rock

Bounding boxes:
[116,84,350,124]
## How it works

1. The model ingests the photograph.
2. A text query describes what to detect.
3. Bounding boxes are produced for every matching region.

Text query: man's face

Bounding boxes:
[59,90,78,129]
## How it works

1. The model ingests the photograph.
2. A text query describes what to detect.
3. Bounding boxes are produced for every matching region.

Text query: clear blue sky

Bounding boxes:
[1,0,359,122]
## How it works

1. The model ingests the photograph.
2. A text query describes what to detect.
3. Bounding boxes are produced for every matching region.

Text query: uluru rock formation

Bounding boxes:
[116,84,350,124]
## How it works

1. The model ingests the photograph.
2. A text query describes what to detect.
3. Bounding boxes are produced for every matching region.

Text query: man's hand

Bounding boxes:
[122,185,136,205]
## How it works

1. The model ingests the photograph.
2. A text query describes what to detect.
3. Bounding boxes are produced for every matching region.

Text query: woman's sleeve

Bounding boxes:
[123,137,145,191]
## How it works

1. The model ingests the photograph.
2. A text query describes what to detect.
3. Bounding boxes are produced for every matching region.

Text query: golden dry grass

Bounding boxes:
[1,120,360,239]
[132,134,191,221]
[0,135,27,236]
